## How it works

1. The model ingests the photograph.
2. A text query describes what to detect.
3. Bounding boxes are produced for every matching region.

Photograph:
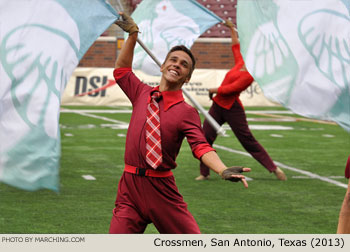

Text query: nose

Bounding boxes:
[172,62,180,69]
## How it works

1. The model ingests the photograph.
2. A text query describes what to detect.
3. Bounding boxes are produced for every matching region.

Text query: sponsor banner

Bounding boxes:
[61,68,277,107]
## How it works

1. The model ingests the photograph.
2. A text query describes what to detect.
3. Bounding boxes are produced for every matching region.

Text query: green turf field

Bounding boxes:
[0,106,349,234]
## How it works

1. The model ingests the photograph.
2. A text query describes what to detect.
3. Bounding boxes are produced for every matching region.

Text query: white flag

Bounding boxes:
[0,0,118,191]
[130,0,222,75]
[237,0,350,132]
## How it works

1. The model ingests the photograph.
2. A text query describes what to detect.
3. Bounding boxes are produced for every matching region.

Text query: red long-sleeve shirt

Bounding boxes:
[114,68,215,171]
[213,44,254,110]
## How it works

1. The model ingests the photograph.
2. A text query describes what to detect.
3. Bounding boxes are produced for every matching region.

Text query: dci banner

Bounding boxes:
[61,68,277,107]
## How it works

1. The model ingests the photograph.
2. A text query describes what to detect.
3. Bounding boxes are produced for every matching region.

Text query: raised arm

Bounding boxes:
[208,20,244,100]
[224,20,239,46]
[114,12,139,69]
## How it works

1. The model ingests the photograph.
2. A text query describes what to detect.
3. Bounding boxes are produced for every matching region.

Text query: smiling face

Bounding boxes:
[160,48,195,91]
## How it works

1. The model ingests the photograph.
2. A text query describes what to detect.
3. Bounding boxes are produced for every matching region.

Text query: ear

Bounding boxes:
[160,63,165,72]
[184,75,191,83]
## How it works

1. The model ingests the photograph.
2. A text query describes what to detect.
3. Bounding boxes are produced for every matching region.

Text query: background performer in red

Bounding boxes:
[196,20,286,181]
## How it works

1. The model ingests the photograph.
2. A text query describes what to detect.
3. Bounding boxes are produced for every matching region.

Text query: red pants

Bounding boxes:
[200,101,277,176]
[109,172,200,234]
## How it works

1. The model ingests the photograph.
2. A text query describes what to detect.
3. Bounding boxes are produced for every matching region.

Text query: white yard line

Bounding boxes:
[63,109,347,189]
[82,175,96,181]
[62,109,129,125]
[222,125,294,130]
[213,144,348,189]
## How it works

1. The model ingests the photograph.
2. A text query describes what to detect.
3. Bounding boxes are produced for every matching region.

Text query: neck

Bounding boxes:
[159,78,184,92]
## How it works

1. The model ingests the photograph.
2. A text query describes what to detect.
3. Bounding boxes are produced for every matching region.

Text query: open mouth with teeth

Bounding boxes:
[169,69,179,76]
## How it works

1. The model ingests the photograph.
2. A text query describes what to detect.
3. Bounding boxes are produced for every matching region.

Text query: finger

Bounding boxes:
[242,167,251,172]
[230,174,244,179]
[118,12,125,19]
[115,20,123,26]
[120,12,128,21]
[241,178,249,188]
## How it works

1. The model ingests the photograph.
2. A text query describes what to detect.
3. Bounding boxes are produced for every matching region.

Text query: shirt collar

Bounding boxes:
[149,86,184,111]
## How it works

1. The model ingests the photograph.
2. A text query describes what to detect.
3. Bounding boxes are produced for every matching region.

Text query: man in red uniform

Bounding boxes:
[337,155,350,233]
[196,20,287,181]
[109,13,251,234]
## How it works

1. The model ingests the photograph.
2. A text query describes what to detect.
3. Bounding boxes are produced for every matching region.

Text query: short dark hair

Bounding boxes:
[163,45,196,77]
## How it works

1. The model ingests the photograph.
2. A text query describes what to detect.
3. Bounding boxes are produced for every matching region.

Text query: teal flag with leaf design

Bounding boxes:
[0,0,118,191]
[237,0,350,132]
[130,0,222,75]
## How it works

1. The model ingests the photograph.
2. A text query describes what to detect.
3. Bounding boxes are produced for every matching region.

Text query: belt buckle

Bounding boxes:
[136,168,146,176]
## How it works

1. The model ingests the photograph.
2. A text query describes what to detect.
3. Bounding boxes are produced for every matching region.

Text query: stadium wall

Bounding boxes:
[78,37,234,69]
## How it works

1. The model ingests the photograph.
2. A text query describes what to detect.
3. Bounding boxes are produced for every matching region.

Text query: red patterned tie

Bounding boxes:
[145,91,162,169]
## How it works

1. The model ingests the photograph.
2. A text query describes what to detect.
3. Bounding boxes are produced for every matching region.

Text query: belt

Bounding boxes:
[124,164,173,177]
